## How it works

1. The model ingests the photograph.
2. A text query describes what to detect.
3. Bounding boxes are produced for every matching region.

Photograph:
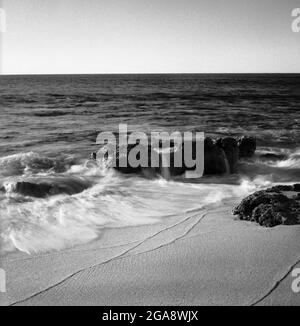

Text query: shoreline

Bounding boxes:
[2,199,300,306]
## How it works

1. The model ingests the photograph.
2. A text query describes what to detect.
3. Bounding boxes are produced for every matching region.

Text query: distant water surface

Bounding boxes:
[0,74,299,157]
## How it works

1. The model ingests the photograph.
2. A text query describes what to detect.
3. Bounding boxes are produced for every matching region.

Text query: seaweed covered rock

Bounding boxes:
[233,184,300,227]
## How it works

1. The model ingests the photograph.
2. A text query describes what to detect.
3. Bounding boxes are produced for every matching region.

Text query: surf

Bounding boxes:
[0,146,299,255]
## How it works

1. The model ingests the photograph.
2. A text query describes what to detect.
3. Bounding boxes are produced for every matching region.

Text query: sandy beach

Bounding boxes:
[2,197,300,306]
[1,0,300,310]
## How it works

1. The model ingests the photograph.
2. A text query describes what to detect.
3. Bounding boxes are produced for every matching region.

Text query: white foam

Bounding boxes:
[0,169,254,254]
[1,149,298,255]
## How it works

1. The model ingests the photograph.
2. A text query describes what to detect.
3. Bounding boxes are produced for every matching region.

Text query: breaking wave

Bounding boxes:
[0,148,299,254]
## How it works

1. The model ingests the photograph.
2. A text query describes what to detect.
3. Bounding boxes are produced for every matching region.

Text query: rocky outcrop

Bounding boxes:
[237,136,256,158]
[98,135,256,177]
[233,184,300,227]
[10,178,90,198]
[203,137,229,175]
[216,137,239,173]
[258,153,287,162]
[14,182,54,198]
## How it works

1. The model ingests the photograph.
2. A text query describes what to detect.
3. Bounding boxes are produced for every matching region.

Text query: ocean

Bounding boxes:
[0,74,299,254]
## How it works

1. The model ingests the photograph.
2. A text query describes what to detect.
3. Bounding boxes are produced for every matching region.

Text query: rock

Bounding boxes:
[216,137,239,173]
[259,153,287,162]
[114,143,147,174]
[14,182,53,198]
[237,136,256,158]
[203,138,228,175]
[266,185,294,192]
[99,135,254,177]
[265,184,300,193]
[251,204,297,227]
[12,178,90,198]
[158,137,229,176]
[155,137,230,176]
[294,184,300,192]
[233,185,300,227]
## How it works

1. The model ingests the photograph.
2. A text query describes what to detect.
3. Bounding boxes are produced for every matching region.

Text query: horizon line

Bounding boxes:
[1,72,300,76]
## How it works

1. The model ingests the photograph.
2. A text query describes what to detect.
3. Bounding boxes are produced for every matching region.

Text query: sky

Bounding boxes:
[1,0,300,74]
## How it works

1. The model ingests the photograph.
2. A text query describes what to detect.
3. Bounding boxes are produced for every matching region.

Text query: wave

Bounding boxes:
[271,150,300,169]
[0,148,299,255]
[0,159,249,255]
[237,148,300,183]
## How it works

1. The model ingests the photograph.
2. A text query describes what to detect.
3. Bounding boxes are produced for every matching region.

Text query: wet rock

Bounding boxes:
[12,178,90,198]
[216,137,239,173]
[14,182,53,198]
[237,136,256,158]
[294,184,300,192]
[113,143,147,174]
[259,153,287,162]
[203,138,228,175]
[98,135,255,177]
[266,185,294,192]
[233,185,300,227]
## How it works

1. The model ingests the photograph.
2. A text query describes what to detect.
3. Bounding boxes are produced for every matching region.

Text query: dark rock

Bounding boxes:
[266,185,294,192]
[13,178,90,198]
[98,135,254,177]
[114,143,147,174]
[14,182,53,198]
[233,185,300,227]
[293,184,300,192]
[203,138,228,175]
[237,136,256,158]
[216,137,238,173]
[266,184,300,193]
[259,153,287,162]
[251,204,299,227]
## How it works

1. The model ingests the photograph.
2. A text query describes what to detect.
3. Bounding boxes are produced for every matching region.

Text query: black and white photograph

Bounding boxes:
[0,0,300,308]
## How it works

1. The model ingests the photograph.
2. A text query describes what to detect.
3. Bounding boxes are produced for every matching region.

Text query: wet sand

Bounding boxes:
[1,199,300,306]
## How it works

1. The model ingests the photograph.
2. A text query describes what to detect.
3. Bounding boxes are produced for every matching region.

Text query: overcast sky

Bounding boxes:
[1,0,300,74]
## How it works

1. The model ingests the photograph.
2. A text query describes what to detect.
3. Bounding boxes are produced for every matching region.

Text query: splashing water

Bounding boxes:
[0,147,299,255]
